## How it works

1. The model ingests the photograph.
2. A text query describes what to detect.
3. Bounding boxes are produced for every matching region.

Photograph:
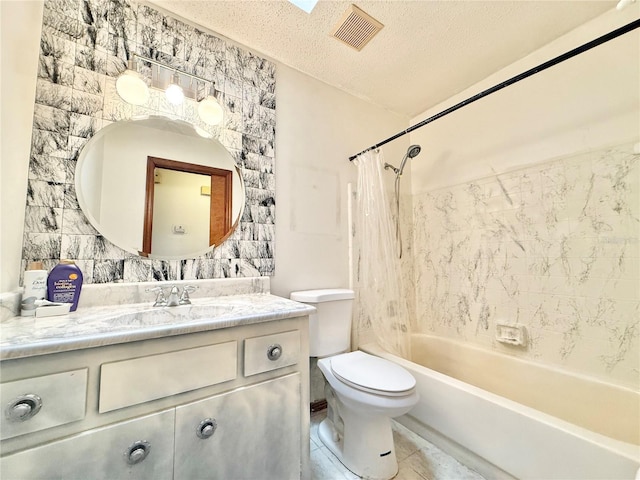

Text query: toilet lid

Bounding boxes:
[330,351,416,396]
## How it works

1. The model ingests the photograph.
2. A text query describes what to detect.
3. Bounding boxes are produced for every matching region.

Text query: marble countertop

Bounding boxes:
[0,294,315,361]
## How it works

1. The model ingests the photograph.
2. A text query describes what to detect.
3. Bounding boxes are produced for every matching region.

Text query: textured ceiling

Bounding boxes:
[148,0,615,117]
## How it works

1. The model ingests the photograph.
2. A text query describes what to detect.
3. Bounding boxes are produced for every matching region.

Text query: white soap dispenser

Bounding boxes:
[21,261,48,316]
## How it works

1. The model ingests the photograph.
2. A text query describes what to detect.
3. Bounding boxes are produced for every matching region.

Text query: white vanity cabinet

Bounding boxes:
[0,315,310,480]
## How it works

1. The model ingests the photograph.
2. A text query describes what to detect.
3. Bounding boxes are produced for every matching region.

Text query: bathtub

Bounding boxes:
[362,335,640,480]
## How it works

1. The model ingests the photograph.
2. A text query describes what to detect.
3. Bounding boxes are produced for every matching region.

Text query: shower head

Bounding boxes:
[397,144,421,175]
[407,145,421,158]
[383,144,422,176]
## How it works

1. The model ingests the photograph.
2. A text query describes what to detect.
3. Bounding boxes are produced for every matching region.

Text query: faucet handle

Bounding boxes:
[179,285,197,305]
[146,287,167,307]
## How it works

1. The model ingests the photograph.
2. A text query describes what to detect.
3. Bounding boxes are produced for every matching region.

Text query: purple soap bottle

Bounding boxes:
[47,260,83,312]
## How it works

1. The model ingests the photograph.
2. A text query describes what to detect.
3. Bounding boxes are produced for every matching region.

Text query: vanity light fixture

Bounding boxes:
[116,54,221,125]
[198,82,224,126]
[115,58,149,105]
[165,72,185,105]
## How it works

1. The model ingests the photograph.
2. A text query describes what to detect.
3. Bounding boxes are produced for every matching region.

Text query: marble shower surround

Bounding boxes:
[22,0,276,284]
[412,143,639,388]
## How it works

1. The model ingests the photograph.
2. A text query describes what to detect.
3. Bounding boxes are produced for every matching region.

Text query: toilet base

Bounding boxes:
[318,413,398,480]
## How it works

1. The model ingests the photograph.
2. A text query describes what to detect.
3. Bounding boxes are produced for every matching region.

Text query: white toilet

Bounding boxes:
[290,289,419,480]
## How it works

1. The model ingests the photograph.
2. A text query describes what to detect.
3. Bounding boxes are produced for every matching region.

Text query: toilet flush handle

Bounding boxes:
[267,344,282,361]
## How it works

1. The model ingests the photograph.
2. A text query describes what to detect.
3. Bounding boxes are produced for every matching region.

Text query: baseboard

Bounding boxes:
[310,399,327,413]
[396,414,516,480]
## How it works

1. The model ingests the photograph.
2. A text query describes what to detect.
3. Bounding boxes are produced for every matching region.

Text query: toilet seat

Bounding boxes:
[330,351,416,397]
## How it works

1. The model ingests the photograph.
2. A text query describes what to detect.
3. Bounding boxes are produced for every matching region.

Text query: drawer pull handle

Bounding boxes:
[5,394,42,422]
[196,418,217,439]
[125,441,151,465]
[267,344,282,361]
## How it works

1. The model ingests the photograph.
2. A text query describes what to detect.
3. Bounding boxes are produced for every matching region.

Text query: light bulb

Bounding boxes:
[198,96,224,125]
[115,59,149,105]
[198,83,223,125]
[165,73,184,105]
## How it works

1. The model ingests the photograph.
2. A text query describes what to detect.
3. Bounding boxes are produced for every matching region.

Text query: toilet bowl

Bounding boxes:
[317,351,419,480]
[290,288,418,480]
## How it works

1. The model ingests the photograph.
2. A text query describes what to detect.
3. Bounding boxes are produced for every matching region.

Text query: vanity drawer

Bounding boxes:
[99,341,237,413]
[1,408,175,480]
[1,369,88,440]
[244,330,300,377]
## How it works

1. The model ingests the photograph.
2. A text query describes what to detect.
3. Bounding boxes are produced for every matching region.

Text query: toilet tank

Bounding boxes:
[290,289,354,357]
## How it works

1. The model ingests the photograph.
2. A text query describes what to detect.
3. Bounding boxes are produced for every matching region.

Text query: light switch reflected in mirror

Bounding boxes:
[75,116,244,260]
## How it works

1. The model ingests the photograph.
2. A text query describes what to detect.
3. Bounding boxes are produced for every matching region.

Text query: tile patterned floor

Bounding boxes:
[310,410,486,480]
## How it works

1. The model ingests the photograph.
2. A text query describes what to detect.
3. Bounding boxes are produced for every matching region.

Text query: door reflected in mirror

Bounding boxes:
[75,116,244,260]
[142,157,232,257]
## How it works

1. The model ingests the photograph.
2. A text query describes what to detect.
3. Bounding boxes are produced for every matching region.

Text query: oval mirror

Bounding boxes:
[75,116,244,260]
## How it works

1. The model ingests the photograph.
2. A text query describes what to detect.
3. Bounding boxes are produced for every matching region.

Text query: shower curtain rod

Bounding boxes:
[348,18,640,162]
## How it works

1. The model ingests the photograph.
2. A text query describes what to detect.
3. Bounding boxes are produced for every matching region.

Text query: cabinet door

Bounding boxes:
[1,409,175,480]
[174,373,301,480]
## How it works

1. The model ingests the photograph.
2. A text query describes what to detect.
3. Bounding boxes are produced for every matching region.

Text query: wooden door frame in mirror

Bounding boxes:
[142,156,232,256]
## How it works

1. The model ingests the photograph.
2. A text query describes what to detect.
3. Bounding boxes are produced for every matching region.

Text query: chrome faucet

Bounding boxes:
[147,287,168,307]
[166,286,181,307]
[146,285,196,307]
[179,285,197,305]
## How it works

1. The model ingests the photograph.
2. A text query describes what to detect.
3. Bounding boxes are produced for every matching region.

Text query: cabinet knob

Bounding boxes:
[196,418,217,439]
[267,344,282,361]
[5,394,42,422]
[125,441,151,465]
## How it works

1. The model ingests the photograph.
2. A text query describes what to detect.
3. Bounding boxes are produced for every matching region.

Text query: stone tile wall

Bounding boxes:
[412,143,639,387]
[22,0,276,283]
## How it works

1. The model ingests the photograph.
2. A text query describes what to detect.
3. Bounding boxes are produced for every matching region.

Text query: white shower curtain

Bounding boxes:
[353,149,411,358]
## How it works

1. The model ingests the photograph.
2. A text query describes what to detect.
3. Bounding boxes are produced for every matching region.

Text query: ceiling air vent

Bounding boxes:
[331,4,383,52]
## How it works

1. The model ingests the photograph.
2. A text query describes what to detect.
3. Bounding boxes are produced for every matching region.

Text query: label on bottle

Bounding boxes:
[31,278,47,290]
[50,278,77,304]
[24,270,48,301]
